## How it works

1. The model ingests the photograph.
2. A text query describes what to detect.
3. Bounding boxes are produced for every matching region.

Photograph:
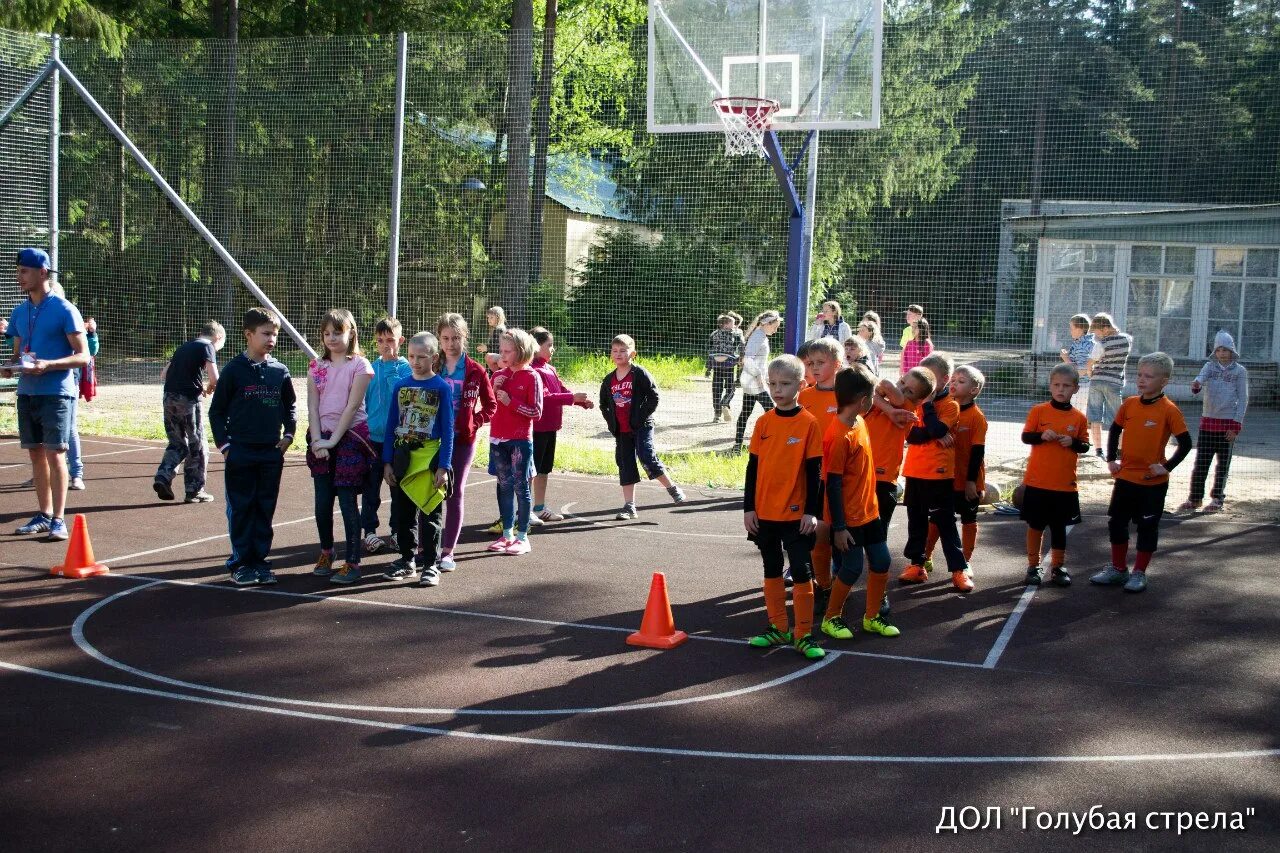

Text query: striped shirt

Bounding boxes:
[1090,332,1131,387]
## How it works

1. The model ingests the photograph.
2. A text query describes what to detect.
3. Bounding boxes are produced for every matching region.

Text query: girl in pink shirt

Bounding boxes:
[900,317,934,375]
[487,328,543,555]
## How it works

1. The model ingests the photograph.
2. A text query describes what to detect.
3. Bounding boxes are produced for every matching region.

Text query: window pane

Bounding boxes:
[1207,323,1239,358]
[1159,319,1191,357]
[1128,277,1160,316]
[1241,322,1273,360]
[1082,246,1115,273]
[1129,317,1158,356]
[1160,279,1193,318]
[1131,245,1161,274]
[1244,281,1276,318]
[1050,244,1081,272]
[1164,246,1195,275]
[1246,248,1279,279]
[1213,247,1245,276]
[1209,280,1242,320]
[1082,278,1113,315]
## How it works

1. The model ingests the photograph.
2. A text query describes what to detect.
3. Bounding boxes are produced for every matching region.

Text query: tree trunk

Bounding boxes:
[528,0,557,290]
[501,0,534,324]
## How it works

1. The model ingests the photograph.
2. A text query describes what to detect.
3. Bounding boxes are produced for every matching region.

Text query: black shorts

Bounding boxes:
[1020,485,1082,530]
[952,489,981,524]
[532,430,557,476]
[835,518,887,547]
[1108,478,1168,525]
[904,477,954,513]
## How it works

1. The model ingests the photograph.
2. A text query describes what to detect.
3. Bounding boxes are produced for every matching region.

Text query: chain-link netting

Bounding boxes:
[1,8,1277,506]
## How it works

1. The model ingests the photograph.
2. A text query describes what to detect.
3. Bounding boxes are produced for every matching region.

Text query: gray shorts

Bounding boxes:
[1087,382,1123,425]
[17,394,75,451]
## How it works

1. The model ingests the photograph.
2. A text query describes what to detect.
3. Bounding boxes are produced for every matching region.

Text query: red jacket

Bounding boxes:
[445,355,497,445]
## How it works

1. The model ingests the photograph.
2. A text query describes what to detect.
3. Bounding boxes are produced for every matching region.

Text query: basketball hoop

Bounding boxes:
[712,96,780,156]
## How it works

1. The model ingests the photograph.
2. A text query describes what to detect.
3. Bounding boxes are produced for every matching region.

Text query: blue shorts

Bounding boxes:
[1087,382,1123,425]
[17,394,75,451]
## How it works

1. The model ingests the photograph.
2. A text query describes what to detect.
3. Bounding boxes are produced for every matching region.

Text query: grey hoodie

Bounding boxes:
[1194,330,1249,423]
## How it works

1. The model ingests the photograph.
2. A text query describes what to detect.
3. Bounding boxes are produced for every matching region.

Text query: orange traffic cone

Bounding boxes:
[626,571,688,649]
[51,514,109,579]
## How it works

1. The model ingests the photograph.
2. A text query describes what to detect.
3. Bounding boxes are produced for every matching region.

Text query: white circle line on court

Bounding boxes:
[559,501,742,539]
[72,578,840,715]
[3,658,1277,765]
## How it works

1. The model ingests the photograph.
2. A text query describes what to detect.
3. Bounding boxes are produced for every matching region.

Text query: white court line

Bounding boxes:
[559,501,740,539]
[3,659,1276,764]
[0,446,153,471]
[982,586,1037,670]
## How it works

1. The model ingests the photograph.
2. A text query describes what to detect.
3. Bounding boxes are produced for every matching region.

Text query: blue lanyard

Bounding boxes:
[24,298,45,353]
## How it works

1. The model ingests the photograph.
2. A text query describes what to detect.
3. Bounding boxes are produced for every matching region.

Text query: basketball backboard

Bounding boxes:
[648,0,882,133]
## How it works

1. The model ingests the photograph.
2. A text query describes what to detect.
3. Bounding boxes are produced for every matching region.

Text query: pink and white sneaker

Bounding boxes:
[487,537,515,552]
[504,538,532,556]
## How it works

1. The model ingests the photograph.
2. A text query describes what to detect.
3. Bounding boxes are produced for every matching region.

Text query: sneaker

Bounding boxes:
[615,504,638,520]
[504,538,532,556]
[1204,498,1224,513]
[153,480,175,501]
[1050,567,1072,587]
[15,513,51,535]
[951,570,974,593]
[256,567,278,585]
[311,552,335,576]
[1123,571,1147,593]
[438,555,457,572]
[793,633,826,660]
[668,486,686,504]
[536,508,565,522]
[363,532,385,554]
[69,477,85,491]
[230,566,257,586]
[897,563,929,584]
[485,520,504,534]
[417,566,441,587]
[820,616,854,640]
[20,478,33,488]
[1025,565,1044,586]
[329,563,361,585]
[385,557,417,579]
[1090,565,1129,586]
[1176,500,1200,514]
[185,491,215,503]
[487,536,515,552]
[747,626,793,648]
[862,614,901,637]
[47,517,69,541]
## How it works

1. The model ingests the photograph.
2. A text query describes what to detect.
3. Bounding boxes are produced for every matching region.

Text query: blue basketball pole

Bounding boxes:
[761,130,813,355]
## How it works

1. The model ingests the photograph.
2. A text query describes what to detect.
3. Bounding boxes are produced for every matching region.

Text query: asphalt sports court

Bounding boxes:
[1,436,1276,851]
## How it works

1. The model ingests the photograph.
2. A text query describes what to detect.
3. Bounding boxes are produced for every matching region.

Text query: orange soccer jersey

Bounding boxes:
[902,394,961,481]
[952,402,988,491]
[749,407,824,521]
[1113,395,1188,486]
[825,416,880,528]
[866,405,916,483]
[1023,401,1089,492]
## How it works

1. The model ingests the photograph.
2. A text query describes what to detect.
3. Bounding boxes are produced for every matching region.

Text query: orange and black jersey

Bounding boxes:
[866,405,915,483]
[799,385,841,475]
[825,416,879,530]
[1022,400,1090,492]
[902,391,960,481]
[743,406,824,522]
[1108,394,1192,485]
[952,401,988,491]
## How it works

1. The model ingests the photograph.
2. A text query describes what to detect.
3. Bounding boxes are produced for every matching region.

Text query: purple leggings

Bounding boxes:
[441,438,477,555]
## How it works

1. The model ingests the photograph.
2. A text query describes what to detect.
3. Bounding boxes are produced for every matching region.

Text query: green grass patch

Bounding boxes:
[554,351,704,392]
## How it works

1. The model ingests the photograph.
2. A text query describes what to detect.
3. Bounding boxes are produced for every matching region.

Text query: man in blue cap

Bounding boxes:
[2,248,90,541]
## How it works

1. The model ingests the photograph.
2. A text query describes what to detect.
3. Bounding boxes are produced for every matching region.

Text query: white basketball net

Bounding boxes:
[712,96,780,156]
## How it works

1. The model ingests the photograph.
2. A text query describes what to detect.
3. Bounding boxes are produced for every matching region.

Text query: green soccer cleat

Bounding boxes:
[793,633,826,659]
[747,626,793,648]
[862,614,901,637]
[820,616,855,640]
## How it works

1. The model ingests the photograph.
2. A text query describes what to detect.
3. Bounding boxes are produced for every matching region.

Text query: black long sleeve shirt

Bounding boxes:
[209,353,297,450]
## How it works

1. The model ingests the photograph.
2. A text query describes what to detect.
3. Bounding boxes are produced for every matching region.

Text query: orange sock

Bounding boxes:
[811,536,833,590]
[864,571,889,621]
[924,523,939,561]
[763,577,789,633]
[1049,548,1065,568]
[962,522,977,561]
[793,580,815,639]
[825,578,854,620]
[1026,528,1044,566]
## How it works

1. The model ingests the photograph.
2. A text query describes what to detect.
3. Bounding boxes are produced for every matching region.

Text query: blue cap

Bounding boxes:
[16,248,52,270]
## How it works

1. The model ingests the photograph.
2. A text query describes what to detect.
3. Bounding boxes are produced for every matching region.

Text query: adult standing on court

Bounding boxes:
[2,248,90,541]
[732,310,781,453]
[1086,312,1132,457]
[807,300,852,343]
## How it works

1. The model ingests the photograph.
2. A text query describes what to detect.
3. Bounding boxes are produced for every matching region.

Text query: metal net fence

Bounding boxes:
[1,6,1277,507]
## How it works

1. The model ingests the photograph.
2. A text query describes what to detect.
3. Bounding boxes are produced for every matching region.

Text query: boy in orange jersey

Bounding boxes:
[743,354,826,660]
[922,364,987,569]
[819,365,901,641]
[1090,352,1192,593]
[1021,364,1091,586]
[898,353,973,592]
[798,337,844,599]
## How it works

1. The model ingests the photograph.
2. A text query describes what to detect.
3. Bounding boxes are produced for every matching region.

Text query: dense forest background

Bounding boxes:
[1,0,1277,360]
